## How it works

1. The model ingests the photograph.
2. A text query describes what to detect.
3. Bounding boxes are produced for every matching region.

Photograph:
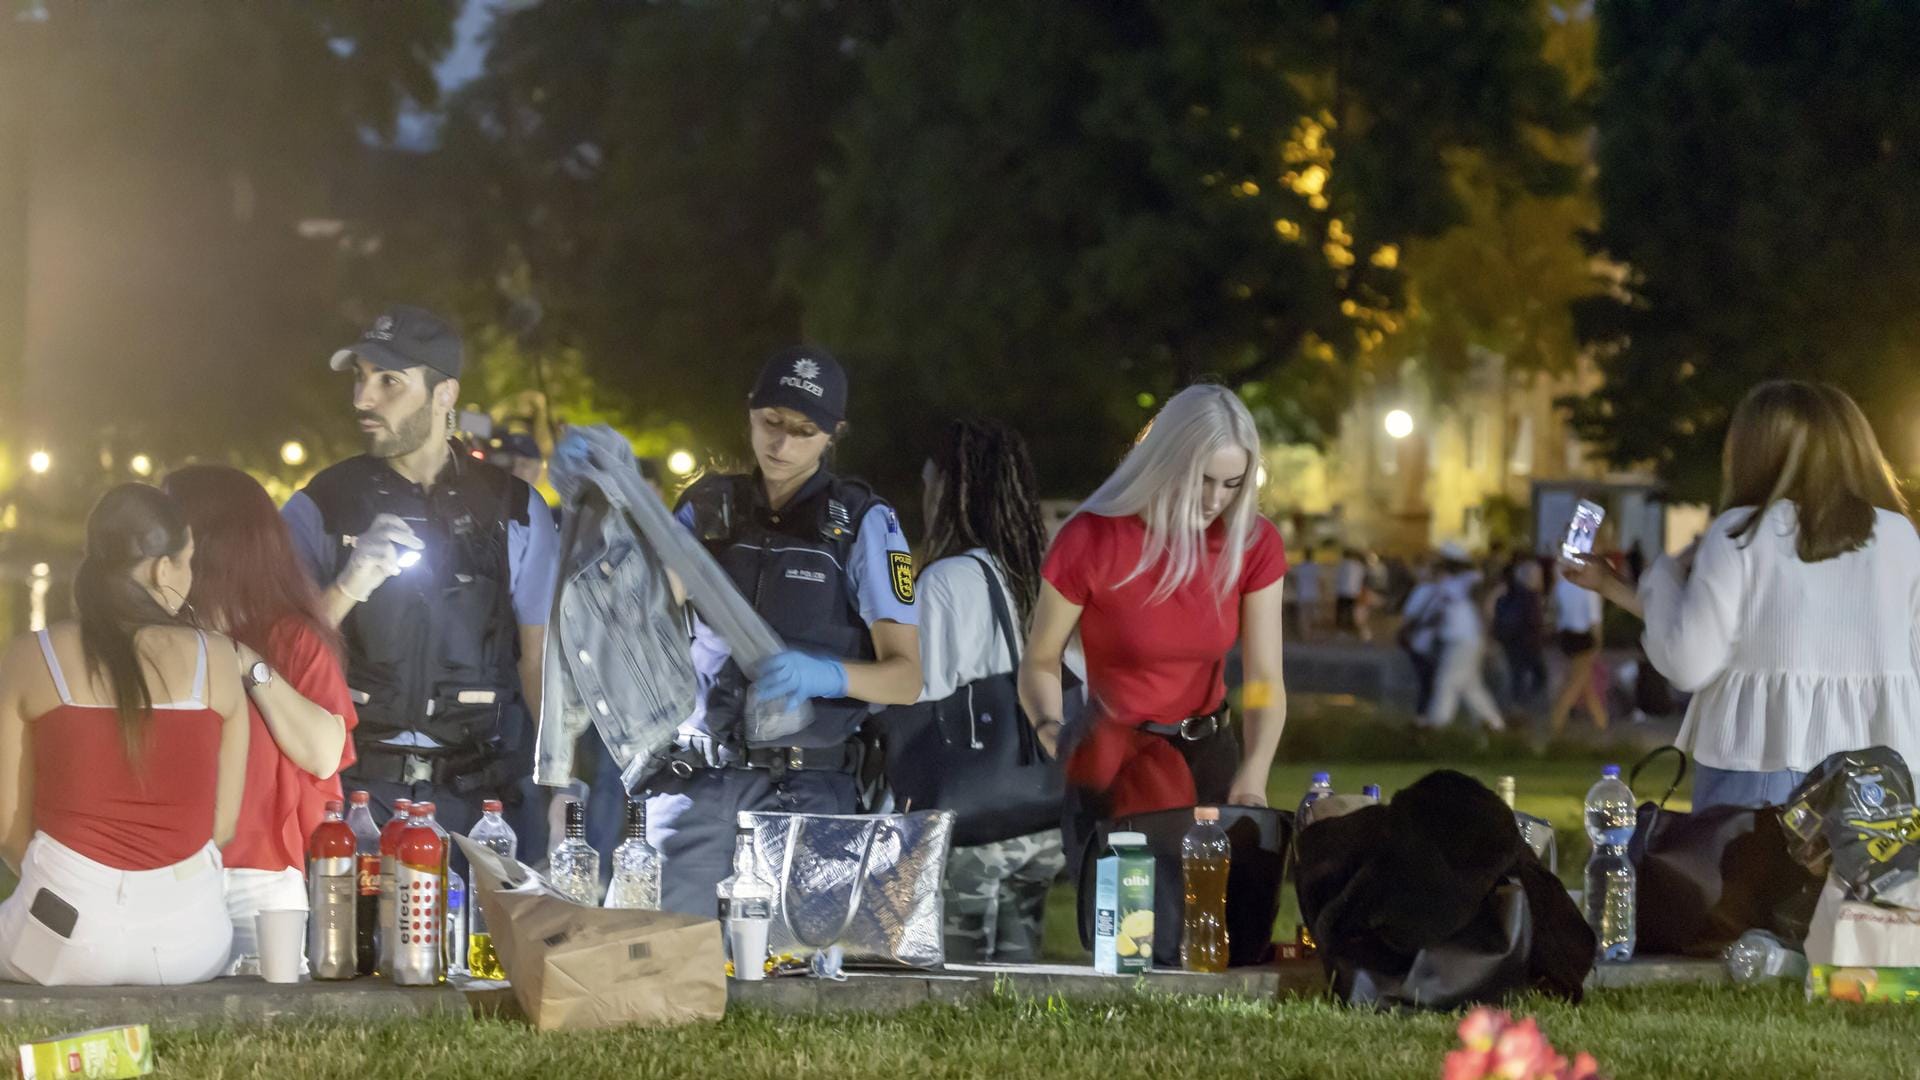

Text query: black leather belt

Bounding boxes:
[1139,712,1225,742]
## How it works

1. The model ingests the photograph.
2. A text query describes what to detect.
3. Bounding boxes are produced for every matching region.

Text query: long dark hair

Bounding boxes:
[71,483,192,751]
[164,465,342,663]
[924,418,1048,623]
[1722,380,1908,563]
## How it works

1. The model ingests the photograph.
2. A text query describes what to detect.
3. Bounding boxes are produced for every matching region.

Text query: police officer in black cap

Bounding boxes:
[650,346,923,914]
[282,305,561,850]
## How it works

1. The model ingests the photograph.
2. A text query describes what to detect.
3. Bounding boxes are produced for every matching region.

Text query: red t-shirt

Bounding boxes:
[221,618,358,873]
[1044,512,1287,724]
[1043,512,1286,815]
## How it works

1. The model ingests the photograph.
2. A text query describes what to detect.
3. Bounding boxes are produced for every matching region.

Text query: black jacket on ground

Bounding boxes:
[1295,769,1595,1009]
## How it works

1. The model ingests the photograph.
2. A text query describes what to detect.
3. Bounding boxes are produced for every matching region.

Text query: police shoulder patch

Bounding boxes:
[888,550,916,604]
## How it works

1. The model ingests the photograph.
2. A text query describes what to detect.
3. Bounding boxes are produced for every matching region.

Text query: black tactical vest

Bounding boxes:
[684,469,881,749]
[301,447,530,751]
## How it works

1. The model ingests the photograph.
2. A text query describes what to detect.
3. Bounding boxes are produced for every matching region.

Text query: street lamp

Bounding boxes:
[667,450,696,477]
[1384,409,1415,440]
[27,450,50,475]
[129,454,153,478]
[281,440,308,467]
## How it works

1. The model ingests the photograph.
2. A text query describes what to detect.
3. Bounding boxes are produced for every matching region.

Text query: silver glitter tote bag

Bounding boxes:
[741,810,956,969]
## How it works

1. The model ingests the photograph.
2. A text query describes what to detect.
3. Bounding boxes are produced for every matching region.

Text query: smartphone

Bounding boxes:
[1561,499,1605,561]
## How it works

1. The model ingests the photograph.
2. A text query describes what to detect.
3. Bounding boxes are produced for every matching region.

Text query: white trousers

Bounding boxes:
[1427,639,1505,730]
[0,832,230,986]
[223,866,308,977]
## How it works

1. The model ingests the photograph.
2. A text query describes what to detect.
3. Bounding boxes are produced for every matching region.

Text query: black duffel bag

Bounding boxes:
[879,555,1066,847]
[1295,770,1594,1009]
[1076,805,1292,968]
[1626,747,1823,956]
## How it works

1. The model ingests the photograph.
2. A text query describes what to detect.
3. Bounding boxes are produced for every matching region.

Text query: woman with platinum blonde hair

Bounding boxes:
[1020,384,1289,824]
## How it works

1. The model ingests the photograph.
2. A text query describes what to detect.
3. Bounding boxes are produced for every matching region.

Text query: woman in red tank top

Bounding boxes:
[0,484,250,985]
[1019,385,1290,821]
[166,465,357,977]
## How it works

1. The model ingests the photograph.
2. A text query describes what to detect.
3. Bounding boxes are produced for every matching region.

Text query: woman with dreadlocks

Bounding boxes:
[906,418,1064,963]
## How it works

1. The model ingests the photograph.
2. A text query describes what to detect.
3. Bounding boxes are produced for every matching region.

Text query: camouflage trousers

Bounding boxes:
[942,829,1066,964]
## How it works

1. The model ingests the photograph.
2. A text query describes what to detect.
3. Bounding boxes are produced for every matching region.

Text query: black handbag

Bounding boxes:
[1294,771,1593,1009]
[1075,805,1292,968]
[879,555,1065,847]
[1626,746,1824,956]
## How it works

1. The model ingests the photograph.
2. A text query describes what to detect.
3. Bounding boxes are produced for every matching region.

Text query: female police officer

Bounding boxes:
[650,346,922,914]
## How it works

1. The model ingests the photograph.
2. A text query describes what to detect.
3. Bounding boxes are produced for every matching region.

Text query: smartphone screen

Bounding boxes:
[1562,500,1605,560]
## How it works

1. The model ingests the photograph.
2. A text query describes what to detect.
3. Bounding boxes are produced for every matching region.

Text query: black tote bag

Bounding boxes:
[1075,805,1292,968]
[879,556,1065,847]
[1626,746,1824,956]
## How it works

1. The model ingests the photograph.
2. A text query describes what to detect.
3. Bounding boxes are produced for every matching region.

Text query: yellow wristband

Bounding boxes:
[1242,680,1277,710]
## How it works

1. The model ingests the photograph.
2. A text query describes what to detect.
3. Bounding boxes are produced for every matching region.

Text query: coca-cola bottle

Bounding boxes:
[391,803,447,986]
[345,791,381,976]
[377,798,413,975]
[307,801,358,980]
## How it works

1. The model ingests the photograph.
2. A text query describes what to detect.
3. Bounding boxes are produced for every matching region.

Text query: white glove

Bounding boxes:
[335,513,424,603]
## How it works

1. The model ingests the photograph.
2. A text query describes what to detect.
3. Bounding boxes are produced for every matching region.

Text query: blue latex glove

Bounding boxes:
[755,651,849,711]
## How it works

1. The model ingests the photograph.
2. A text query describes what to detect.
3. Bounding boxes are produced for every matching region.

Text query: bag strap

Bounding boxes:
[967,554,1045,765]
[967,554,1020,671]
[1629,745,1688,809]
[778,816,887,949]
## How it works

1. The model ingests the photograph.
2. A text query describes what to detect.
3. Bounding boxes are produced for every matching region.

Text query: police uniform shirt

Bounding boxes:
[673,492,918,743]
[281,466,561,748]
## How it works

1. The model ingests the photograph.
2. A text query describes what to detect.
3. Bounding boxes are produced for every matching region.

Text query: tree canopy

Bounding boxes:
[1575,0,1920,501]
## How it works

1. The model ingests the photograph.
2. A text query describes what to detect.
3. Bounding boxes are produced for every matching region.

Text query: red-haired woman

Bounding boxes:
[165,465,357,975]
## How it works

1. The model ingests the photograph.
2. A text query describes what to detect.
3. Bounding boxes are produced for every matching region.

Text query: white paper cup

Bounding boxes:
[256,909,308,984]
[729,918,770,982]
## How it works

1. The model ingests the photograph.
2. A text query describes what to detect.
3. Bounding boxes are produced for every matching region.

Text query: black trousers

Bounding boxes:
[1062,724,1241,885]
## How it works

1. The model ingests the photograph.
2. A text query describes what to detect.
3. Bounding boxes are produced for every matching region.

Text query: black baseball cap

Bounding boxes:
[748,345,847,430]
[329,305,464,379]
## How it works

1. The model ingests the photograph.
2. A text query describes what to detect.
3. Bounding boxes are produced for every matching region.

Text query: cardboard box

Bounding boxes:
[16,1025,152,1079]
[456,836,727,1032]
[1803,874,1920,968]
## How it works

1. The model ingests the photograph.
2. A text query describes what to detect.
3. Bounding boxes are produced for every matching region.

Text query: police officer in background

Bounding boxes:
[652,346,922,914]
[282,305,560,851]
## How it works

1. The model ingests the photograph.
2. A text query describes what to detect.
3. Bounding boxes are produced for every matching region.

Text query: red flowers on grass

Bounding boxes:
[1442,1008,1601,1080]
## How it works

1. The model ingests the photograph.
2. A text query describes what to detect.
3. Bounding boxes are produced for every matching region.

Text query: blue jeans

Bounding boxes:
[1691,763,1807,810]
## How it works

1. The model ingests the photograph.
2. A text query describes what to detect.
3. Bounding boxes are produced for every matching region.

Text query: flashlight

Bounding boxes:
[396,550,422,569]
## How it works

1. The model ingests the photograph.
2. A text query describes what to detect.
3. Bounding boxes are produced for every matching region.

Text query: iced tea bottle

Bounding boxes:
[1180,806,1231,973]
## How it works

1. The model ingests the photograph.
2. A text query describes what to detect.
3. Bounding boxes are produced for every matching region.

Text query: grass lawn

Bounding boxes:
[4,983,1912,1079]
[1039,755,1674,960]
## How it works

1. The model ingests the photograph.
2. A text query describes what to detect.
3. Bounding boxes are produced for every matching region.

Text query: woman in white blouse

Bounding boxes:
[911,418,1064,962]
[1566,381,1920,810]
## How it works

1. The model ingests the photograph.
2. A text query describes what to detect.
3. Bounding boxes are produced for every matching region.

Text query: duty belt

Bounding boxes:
[666,741,856,780]
[354,745,515,795]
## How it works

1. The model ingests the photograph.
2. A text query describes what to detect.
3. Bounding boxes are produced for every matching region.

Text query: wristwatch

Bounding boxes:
[242,660,274,692]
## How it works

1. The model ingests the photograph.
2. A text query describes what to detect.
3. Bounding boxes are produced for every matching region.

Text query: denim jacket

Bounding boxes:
[534,480,697,791]
[536,425,809,792]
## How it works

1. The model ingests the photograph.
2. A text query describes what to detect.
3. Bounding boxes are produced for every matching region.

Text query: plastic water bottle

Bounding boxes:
[1583,764,1638,962]
[1297,772,1334,829]
[1724,930,1809,983]
[1180,807,1231,973]
[465,799,517,980]
[445,866,468,977]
